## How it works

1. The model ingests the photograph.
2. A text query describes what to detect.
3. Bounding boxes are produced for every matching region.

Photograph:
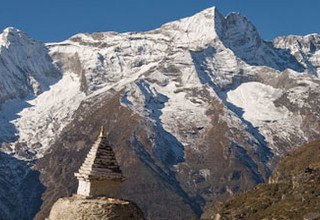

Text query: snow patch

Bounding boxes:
[199,169,210,179]
[227,82,286,127]
[1,73,85,159]
[227,82,306,154]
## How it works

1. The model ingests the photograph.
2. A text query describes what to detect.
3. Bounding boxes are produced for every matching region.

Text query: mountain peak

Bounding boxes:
[157,7,225,49]
[155,7,262,51]
[0,26,60,104]
[0,27,35,48]
[3,27,21,34]
[220,11,262,49]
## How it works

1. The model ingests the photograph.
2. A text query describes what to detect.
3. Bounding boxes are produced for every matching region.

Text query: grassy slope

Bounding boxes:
[202,140,320,220]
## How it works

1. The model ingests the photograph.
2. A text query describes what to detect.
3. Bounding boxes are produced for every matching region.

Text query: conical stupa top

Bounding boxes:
[99,126,105,138]
[75,127,124,181]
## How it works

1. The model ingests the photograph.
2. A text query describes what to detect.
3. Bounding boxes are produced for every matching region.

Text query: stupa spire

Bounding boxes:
[99,126,105,138]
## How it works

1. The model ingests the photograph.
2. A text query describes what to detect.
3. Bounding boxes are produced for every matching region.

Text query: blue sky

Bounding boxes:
[0,0,319,42]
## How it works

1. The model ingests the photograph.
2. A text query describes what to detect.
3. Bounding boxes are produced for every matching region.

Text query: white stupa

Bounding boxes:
[75,127,124,197]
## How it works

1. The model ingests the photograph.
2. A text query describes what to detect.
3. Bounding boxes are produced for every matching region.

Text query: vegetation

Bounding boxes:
[202,140,320,220]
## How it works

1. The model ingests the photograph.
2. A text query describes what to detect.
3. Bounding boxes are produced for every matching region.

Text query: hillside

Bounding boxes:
[202,140,320,220]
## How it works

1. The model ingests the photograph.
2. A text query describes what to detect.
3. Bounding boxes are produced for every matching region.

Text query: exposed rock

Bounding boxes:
[47,195,144,220]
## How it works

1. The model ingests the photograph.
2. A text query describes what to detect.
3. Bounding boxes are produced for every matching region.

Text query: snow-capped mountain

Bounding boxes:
[274,34,320,76]
[0,7,319,220]
[0,27,60,104]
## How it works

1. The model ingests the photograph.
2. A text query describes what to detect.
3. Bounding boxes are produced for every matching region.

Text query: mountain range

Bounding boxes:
[0,7,319,220]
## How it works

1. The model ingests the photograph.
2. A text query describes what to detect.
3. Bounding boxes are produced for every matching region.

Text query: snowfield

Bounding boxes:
[227,82,286,127]
[12,73,85,159]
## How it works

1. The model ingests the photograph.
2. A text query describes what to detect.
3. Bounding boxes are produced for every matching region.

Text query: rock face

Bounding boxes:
[201,140,320,220]
[0,6,320,220]
[274,34,320,76]
[47,196,144,220]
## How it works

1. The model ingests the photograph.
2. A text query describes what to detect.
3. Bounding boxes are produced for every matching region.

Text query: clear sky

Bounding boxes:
[0,0,319,42]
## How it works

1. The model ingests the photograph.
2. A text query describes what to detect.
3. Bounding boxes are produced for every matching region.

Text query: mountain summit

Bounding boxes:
[0,7,319,220]
[0,27,60,104]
